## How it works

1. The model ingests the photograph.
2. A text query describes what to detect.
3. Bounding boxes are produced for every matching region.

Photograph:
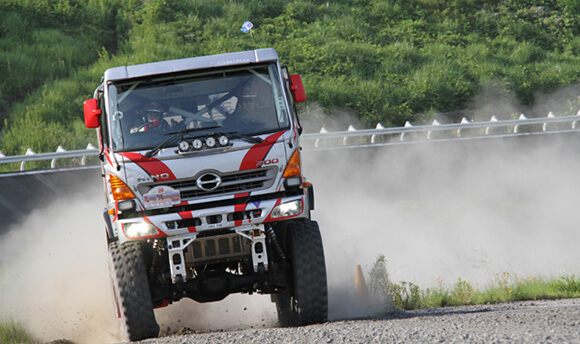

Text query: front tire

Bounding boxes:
[274,220,328,326]
[109,241,160,341]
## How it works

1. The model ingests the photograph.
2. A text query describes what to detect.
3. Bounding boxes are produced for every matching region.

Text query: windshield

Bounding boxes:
[107,63,291,151]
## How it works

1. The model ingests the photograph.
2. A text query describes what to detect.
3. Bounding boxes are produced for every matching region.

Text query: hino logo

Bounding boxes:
[196,172,221,191]
[153,173,171,181]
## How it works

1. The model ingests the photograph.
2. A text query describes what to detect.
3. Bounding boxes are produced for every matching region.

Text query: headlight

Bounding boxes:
[124,222,158,238]
[271,200,302,218]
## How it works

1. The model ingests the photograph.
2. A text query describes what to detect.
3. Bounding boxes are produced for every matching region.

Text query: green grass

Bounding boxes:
[370,256,580,310]
[0,318,34,344]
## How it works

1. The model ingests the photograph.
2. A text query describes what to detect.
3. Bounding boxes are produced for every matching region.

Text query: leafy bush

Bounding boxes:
[368,255,392,305]
[391,281,423,310]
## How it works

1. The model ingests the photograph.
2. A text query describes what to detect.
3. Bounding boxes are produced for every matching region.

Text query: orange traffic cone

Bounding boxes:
[354,264,370,305]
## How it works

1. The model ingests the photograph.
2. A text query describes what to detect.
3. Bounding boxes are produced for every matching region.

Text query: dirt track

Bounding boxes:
[129,298,580,344]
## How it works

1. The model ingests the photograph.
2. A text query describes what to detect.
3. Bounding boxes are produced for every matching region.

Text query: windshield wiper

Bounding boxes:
[144,126,221,158]
[227,133,263,144]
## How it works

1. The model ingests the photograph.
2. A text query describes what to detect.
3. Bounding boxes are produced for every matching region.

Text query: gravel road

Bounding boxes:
[130,298,580,344]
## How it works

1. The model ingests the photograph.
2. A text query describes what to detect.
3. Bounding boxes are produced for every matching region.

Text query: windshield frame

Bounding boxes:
[105,62,292,153]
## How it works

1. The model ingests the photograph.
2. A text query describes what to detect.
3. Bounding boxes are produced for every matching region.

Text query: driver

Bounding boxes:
[134,102,169,133]
[224,86,262,127]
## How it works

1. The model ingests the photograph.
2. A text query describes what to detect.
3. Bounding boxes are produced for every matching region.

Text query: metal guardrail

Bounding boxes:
[301,111,580,149]
[1,112,578,171]
[0,143,99,171]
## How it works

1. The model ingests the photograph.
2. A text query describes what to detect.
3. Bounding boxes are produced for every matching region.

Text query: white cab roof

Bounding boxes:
[104,48,279,82]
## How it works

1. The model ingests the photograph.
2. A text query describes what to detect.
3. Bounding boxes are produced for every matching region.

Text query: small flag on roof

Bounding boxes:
[241,21,253,33]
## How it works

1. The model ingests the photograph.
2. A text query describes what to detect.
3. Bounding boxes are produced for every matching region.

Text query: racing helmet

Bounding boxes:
[239,86,257,100]
[144,102,163,114]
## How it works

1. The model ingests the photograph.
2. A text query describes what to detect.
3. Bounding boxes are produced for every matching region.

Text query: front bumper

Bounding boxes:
[113,193,307,241]
[112,193,307,285]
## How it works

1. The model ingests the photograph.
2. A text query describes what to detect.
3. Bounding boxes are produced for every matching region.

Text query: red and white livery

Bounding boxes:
[84,48,327,341]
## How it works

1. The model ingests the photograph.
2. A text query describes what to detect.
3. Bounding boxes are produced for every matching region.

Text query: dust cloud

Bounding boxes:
[302,111,580,320]
[0,182,121,343]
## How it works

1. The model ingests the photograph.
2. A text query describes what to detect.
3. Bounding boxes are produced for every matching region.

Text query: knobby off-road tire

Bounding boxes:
[109,241,160,341]
[274,220,328,326]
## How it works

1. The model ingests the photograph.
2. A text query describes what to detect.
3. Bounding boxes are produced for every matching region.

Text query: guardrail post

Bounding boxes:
[343,125,357,146]
[573,110,580,130]
[427,119,441,140]
[513,113,527,134]
[485,116,498,135]
[400,121,413,141]
[456,117,470,137]
[20,148,35,171]
[371,123,385,144]
[543,112,555,132]
[82,143,98,165]
[51,146,67,168]
[314,127,328,148]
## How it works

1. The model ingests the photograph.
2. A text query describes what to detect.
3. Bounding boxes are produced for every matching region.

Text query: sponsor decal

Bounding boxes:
[144,186,181,209]
[121,152,177,180]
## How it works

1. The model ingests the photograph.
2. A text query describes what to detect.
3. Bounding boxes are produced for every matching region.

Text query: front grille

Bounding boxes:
[138,167,277,202]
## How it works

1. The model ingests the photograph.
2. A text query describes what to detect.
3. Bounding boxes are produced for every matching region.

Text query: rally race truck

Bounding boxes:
[83,48,328,341]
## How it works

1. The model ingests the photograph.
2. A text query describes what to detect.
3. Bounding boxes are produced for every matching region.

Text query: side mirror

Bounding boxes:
[289,74,306,103]
[84,98,102,128]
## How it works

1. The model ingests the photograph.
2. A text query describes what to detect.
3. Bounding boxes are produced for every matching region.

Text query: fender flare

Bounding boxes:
[306,184,315,211]
[103,208,116,242]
